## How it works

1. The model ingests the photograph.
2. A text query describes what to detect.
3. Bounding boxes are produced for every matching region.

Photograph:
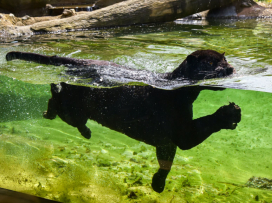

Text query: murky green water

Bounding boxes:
[0,20,272,202]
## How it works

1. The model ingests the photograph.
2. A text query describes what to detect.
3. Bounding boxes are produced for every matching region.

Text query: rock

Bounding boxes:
[0,0,96,14]
[241,2,252,7]
[97,158,111,167]
[128,191,137,199]
[191,13,203,19]
[62,9,76,18]
[253,7,262,12]
[186,13,203,20]
[16,21,24,26]
[22,15,31,20]
[246,176,272,190]
[21,15,36,26]
[206,0,266,19]
[46,4,54,9]
[207,5,237,18]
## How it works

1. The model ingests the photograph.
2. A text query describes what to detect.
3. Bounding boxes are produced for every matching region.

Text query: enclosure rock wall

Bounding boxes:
[0,0,96,14]
[0,0,239,16]
[0,0,130,14]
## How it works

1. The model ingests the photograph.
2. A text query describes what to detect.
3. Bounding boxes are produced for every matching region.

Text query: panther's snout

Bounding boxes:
[224,61,235,74]
[226,65,235,75]
[168,50,236,80]
[215,67,227,77]
[215,64,235,78]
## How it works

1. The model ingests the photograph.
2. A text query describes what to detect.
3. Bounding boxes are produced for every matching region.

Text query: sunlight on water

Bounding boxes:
[0,20,272,202]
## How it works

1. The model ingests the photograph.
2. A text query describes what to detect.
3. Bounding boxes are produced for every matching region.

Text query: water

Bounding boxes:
[0,20,272,202]
[86,6,93,12]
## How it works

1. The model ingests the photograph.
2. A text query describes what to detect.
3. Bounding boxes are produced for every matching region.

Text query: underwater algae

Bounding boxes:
[0,75,272,202]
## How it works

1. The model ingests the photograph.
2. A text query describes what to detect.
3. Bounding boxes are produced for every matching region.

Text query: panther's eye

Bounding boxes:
[209,62,213,65]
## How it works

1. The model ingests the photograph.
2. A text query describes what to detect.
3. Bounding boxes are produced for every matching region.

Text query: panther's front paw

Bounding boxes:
[215,102,241,129]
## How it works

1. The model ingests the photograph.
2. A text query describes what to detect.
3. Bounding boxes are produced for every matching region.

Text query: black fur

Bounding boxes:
[43,83,241,192]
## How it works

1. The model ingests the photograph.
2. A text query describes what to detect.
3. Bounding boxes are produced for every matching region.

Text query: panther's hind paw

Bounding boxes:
[152,169,169,193]
[43,111,57,120]
[78,125,92,139]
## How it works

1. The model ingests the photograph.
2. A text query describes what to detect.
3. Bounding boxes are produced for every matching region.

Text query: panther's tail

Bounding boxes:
[6,51,85,66]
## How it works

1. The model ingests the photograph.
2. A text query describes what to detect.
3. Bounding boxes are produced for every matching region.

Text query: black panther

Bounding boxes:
[6,50,241,193]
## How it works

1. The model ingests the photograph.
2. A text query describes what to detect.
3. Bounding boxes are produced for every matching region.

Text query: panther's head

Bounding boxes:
[169,50,235,80]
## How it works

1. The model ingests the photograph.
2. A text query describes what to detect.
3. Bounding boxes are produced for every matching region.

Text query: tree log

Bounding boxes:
[30,0,239,33]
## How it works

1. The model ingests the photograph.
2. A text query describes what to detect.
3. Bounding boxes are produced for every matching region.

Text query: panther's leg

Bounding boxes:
[177,102,241,150]
[77,125,91,139]
[43,98,57,120]
[152,143,177,193]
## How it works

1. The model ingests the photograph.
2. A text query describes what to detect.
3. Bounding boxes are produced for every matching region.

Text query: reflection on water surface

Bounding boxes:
[0,19,272,202]
[1,20,272,91]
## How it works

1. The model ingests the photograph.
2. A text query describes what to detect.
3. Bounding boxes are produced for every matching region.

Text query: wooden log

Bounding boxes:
[30,0,239,33]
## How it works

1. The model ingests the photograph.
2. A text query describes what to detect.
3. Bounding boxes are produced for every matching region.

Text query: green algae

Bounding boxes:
[0,75,51,122]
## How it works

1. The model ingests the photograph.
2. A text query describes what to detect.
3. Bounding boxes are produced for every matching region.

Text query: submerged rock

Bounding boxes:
[246,176,272,190]
[97,158,111,167]
[128,191,137,199]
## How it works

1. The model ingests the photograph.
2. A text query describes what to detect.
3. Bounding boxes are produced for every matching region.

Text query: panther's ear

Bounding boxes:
[222,52,225,56]
[186,55,198,64]
[50,83,58,93]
